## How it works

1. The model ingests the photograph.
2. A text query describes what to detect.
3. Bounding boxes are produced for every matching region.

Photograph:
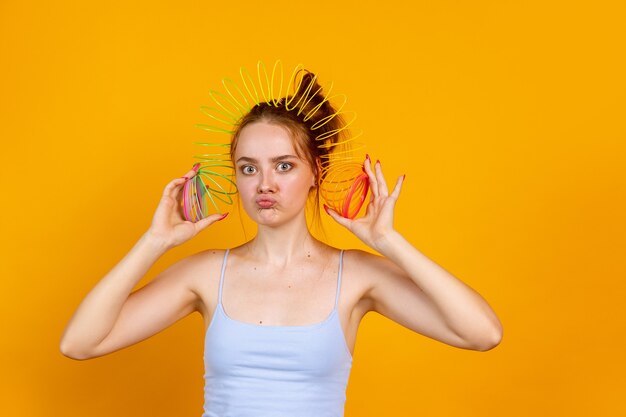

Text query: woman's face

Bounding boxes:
[233,121,316,227]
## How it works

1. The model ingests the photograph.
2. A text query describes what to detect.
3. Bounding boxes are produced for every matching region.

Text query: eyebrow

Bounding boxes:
[236,154,300,164]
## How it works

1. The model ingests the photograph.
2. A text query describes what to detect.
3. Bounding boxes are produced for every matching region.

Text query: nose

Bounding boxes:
[257,169,277,194]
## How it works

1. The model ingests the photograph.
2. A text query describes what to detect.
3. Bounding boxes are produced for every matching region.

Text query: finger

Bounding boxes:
[181,164,200,180]
[390,175,405,200]
[163,165,200,198]
[363,155,378,198]
[362,198,377,219]
[375,160,389,197]
[324,205,352,229]
[378,176,404,221]
[195,212,229,231]
[163,176,188,197]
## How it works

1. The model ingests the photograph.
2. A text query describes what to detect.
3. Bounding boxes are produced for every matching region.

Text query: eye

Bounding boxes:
[277,162,293,172]
[241,165,256,175]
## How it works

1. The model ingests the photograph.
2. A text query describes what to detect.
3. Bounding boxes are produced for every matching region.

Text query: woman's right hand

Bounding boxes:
[145,165,228,250]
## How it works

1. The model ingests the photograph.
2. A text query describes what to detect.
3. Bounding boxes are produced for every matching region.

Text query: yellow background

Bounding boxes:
[1,1,625,416]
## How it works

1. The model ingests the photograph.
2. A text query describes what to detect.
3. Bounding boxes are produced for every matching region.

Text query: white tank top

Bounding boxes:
[202,249,353,417]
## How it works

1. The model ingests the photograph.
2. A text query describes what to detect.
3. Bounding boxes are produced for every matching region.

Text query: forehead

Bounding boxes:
[234,121,298,159]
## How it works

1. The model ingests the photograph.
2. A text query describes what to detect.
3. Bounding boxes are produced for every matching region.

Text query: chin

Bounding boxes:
[255,210,281,225]
[243,206,278,223]
[246,206,300,227]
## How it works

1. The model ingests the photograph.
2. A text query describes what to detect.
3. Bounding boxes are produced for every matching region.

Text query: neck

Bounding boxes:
[247,214,320,266]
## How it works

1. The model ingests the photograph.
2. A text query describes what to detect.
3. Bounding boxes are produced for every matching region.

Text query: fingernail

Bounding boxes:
[181,176,189,180]
[365,154,370,161]
[376,160,380,166]
[218,212,229,221]
[402,174,406,180]
[323,204,330,214]
[192,163,200,172]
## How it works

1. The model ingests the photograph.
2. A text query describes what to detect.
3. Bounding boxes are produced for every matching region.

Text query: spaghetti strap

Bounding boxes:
[334,250,344,309]
[218,249,230,306]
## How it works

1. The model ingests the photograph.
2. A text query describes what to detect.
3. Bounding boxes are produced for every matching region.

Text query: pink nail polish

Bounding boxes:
[192,163,200,172]
[218,212,229,221]
[323,204,330,214]
[365,154,370,161]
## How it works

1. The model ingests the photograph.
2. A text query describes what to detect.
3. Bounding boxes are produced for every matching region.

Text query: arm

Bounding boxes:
[326,157,503,351]
[60,167,227,360]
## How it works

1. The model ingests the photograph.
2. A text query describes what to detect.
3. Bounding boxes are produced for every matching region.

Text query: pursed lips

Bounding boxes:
[255,197,277,209]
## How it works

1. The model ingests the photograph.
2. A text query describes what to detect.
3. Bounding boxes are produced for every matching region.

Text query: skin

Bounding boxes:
[60,120,503,361]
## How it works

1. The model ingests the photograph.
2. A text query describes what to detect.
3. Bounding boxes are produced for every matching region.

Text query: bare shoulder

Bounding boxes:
[171,248,226,281]
[341,249,407,311]
[342,248,402,282]
[344,248,397,269]
[154,248,226,315]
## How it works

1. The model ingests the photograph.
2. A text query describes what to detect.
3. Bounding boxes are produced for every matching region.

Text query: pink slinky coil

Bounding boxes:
[320,162,370,220]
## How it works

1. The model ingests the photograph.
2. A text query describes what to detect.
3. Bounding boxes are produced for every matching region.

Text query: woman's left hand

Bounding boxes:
[325,156,405,254]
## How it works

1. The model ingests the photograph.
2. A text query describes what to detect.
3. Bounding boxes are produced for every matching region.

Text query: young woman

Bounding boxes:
[60,71,503,417]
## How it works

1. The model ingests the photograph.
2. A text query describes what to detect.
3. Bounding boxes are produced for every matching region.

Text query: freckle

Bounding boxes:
[288,285,291,288]
[259,321,262,324]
